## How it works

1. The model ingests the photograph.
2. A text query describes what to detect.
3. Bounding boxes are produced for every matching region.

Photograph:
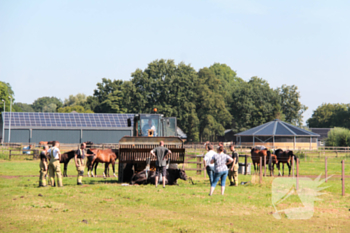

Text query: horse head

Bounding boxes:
[178,169,187,181]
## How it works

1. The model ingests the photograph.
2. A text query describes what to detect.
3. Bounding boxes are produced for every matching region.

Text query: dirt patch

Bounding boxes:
[1,176,19,179]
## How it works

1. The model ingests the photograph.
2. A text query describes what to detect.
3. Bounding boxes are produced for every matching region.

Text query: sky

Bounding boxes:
[1,0,349,124]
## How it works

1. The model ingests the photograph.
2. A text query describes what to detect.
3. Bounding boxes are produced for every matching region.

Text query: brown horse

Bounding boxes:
[86,149,118,178]
[38,141,55,146]
[267,152,278,176]
[59,150,76,177]
[251,147,270,175]
[275,149,297,176]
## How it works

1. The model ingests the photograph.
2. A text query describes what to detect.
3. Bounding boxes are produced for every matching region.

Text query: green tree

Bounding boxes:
[130,59,200,141]
[57,105,94,113]
[307,103,350,128]
[32,97,63,112]
[326,127,350,147]
[0,81,15,112]
[14,103,35,112]
[195,67,232,141]
[276,85,307,126]
[230,77,280,133]
[89,78,127,113]
[63,93,88,107]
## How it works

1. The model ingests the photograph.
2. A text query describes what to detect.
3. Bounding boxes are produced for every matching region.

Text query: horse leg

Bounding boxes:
[112,160,117,177]
[104,163,108,179]
[94,162,99,177]
[282,163,285,176]
[277,163,281,176]
[253,162,257,175]
[287,162,291,176]
[64,163,67,177]
[90,158,97,177]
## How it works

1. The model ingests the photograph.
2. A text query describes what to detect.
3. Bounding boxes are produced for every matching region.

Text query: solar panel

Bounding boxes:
[1,112,134,128]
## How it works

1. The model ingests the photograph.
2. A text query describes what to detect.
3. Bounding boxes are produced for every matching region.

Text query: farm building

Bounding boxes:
[1,112,134,144]
[235,119,320,150]
[217,129,236,142]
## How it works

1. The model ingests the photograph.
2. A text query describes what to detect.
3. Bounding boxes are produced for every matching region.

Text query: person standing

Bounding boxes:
[228,144,239,186]
[142,119,157,136]
[203,143,216,185]
[75,143,86,185]
[209,146,233,196]
[39,145,49,187]
[150,141,172,188]
[47,141,63,187]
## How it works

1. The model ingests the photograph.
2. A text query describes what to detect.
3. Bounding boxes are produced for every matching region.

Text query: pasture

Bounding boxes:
[0,153,349,232]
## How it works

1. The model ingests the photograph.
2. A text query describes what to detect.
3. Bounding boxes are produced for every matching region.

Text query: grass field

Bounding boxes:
[0,155,349,232]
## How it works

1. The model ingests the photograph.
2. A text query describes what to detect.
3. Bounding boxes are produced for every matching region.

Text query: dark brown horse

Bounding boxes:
[131,168,187,185]
[275,149,297,176]
[251,147,270,175]
[59,150,76,177]
[86,149,118,178]
[84,141,94,149]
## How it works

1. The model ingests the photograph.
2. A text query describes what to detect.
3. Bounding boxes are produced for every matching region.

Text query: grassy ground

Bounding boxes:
[0,156,349,232]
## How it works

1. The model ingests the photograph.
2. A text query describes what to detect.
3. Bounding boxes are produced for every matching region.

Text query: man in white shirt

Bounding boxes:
[142,119,156,136]
[47,141,63,187]
[203,143,216,186]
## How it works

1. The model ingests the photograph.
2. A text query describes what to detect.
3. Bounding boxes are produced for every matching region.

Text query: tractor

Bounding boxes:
[118,114,185,183]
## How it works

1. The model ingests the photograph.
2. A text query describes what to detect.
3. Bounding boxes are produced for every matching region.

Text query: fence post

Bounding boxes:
[245,155,247,175]
[296,158,299,191]
[325,157,327,183]
[269,154,272,176]
[203,156,206,178]
[197,157,201,175]
[342,160,345,196]
[292,156,295,178]
[259,157,262,184]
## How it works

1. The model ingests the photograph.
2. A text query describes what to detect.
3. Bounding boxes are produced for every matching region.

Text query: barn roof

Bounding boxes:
[1,112,134,129]
[235,119,320,137]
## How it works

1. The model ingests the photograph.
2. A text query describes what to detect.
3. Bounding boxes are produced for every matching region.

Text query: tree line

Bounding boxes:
[1,60,308,142]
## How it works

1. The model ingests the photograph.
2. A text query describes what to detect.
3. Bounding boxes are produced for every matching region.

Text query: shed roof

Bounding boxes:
[235,119,320,137]
[1,112,134,129]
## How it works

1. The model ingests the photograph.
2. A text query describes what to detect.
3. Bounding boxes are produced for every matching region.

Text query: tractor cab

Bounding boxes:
[132,114,177,137]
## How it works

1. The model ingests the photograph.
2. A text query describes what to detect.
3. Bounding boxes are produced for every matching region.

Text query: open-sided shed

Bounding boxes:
[235,119,320,150]
[1,112,134,144]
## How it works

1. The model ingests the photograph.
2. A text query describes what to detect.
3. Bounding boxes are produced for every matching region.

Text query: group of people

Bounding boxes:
[39,141,87,187]
[203,142,239,196]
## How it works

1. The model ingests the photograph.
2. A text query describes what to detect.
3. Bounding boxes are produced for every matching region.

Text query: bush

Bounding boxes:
[326,127,350,147]
[294,151,305,159]
[0,152,9,160]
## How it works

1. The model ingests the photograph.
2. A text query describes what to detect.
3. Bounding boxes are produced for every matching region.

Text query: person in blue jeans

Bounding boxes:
[209,145,234,196]
[203,143,216,185]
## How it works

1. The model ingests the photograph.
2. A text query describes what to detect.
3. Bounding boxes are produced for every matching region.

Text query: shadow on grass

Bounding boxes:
[85,179,120,185]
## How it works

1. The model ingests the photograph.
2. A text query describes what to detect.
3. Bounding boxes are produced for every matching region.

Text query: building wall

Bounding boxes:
[32,129,81,144]
[3,128,132,144]
[239,142,318,150]
[82,130,131,144]
[3,129,30,143]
